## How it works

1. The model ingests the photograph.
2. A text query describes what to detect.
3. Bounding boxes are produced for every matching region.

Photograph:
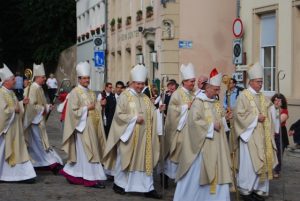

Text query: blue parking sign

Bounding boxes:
[94,51,105,68]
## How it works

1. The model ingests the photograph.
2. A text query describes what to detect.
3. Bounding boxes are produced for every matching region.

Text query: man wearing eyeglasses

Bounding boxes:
[234,63,278,201]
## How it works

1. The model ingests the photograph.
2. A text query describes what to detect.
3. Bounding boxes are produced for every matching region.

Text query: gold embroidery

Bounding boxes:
[124,91,153,175]
[75,87,100,131]
[244,90,274,181]
[203,100,222,194]
[259,93,274,181]
[178,87,194,104]
[144,96,152,176]
[0,88,17,166]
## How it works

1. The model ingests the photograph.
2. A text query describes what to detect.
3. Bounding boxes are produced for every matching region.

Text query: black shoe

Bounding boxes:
[240,194,256,201]
[160,174,169,189]
[251,192,265,201]
[51,164,64,175]
[113,183,126,194]
[89,182,105,189]
[18,178,36,184]
[107,175,114,181]
[144,190,162,199]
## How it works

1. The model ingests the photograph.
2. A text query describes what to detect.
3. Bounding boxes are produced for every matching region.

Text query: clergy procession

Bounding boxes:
[0,61,283,201]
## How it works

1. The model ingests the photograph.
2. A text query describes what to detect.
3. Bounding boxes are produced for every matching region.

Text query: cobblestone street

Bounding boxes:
[0,110,299,201]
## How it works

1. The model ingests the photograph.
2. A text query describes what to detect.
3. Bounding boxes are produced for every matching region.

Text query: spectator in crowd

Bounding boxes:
[223,78,244,112]
[23,77,30,88]
[97,82,113,137]
[14,71,24,101]
[271,93,289,178]
[46,73,58,104]
[163,79,178,115]
[289,119,300,149]
[194,75,208,97]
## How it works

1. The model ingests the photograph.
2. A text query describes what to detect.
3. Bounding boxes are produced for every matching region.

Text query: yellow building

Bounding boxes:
[107,0,236,84]
[239,0,300,125]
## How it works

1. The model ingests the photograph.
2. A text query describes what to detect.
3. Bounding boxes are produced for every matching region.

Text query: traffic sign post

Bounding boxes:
[232,18,243,38]
[233,38,243,65]
[94,51,105,68]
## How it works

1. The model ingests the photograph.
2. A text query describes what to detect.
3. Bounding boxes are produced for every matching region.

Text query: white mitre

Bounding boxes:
[180,63,196,80]
[76,61,91,77]
[248,62,263,80]
[0,63,14,81]
[131,64,148,82]
[208,68,222,87]
[33,63,45,77]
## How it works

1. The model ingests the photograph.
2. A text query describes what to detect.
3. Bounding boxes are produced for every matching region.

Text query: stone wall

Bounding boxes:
[55,45,77,87]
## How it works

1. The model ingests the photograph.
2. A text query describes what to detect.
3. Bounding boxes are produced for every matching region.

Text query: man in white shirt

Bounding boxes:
[46,73,58,104]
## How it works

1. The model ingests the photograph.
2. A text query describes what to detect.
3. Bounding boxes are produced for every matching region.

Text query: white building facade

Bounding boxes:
[76,0,106,91]
[239,0,300,125]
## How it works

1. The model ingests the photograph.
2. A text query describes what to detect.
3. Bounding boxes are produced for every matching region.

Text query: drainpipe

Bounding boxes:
[104,0,108,83]
[236,0,240,18]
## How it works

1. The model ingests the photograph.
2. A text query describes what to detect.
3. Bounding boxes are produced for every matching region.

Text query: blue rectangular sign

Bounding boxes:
[179,40,193,49]
[94,51,105,68]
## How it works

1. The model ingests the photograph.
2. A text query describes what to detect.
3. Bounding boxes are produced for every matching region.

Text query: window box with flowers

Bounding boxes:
[117,17,122,29]
[126,16,132,26]
[110,18,115,32]
[101,24,105,33]
[85,32,90,39]
[81,34,86,41]
[136,10,143,22]
[96,27,101,34]
[146,6,153,18]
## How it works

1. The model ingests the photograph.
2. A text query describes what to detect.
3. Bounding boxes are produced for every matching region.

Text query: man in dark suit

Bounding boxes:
[98,81,125,138]
[163,79,178,115]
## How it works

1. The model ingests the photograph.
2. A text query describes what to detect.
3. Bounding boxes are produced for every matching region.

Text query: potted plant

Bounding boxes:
[110,18,115,32]
[96,27,101,34]
[126,16,131,26]
[91,29,96,35]
[117,17,122,29]
[146,6,153,18]
[77,36,81,43]
[136,10,143,21]
[85,32,90,39]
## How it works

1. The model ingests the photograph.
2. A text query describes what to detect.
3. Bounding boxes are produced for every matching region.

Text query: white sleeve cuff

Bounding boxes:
[1,112,15,134]
[240,116,258,142]
[156,110,163,136]
[206,123,214,139]
[32,107,45,124]
[120,116,138,142]
[222,117,230,132]
[75,106,88,132]
[177,104,189,131]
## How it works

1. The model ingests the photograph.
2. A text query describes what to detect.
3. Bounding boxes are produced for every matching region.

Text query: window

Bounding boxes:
[260,14,276,92]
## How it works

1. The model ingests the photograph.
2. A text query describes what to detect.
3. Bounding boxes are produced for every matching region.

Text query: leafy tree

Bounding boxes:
[0,0,76,72]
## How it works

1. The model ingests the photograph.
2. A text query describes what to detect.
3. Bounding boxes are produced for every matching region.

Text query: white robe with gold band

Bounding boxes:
[103,88,162,192]
[234,87,278,196]
[163,86,194,179]
[0,87,36,181]
[23,82,62,167]
[62,85,107,181]
[174,93,232,201]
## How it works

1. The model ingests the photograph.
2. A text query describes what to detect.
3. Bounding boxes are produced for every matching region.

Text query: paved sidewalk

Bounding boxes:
[0,110,299,201]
